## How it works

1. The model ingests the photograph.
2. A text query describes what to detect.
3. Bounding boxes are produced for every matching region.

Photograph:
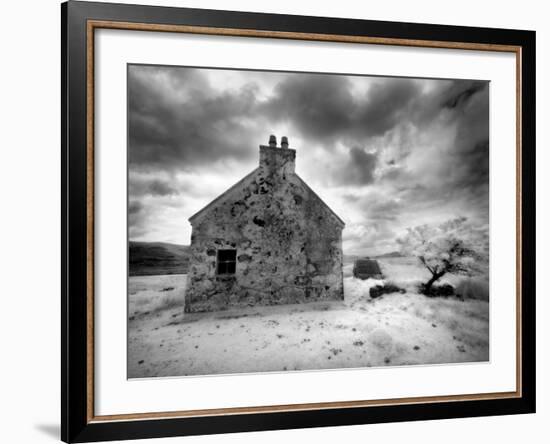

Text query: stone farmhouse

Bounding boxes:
[185,136,345,313]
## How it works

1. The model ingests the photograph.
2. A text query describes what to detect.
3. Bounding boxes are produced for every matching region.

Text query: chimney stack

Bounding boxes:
[259,134,296,176]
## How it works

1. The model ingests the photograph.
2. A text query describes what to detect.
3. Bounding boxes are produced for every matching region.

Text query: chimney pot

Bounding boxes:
[268,134,277,147]
[281,136,289,149]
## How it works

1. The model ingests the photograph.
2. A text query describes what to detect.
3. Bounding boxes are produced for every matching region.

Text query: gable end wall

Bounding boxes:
[185,165,344,312]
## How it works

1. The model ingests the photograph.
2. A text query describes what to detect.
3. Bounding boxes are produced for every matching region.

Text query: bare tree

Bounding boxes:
[397,217,488,295]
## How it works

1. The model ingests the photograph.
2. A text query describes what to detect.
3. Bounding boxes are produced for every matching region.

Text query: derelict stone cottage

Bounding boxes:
[185,136,345,313]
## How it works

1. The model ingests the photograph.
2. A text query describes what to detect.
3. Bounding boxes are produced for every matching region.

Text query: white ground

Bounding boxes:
[128,258,489,378]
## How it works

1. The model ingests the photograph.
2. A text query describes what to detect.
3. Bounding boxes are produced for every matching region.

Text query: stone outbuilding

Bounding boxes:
[353,258,384,280]
[185,135,345,313]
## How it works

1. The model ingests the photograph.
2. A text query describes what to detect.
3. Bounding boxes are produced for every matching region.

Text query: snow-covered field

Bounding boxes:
[128,257,489,378]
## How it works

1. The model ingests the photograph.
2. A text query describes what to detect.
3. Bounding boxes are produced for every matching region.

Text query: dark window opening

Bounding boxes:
[217,249,237,275]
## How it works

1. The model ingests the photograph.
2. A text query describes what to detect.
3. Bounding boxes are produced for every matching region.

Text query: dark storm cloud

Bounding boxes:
[402,79,487,128]
[148,179,179,196]
[128,66,261,171]
[128,200,143,215]
[262,75,354,140]
[411,80,490,211]
[128,198,163,239]
[129,66,487,193]
[442,80,487,109]
[263,75,422,144]
[262,75,488,193]
[129,175,179,197]
[356,79,420,137]
[127,65,490,250]
[447,82,490,192]
[128,200,146,235]
[332,147,377,185]
[377,79,489,207]
[129,66,488,182]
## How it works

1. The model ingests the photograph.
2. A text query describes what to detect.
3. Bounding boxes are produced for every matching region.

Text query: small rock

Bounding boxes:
[138,360,144,365]
[370,283,405,299]
[420,283,455,297]
[413,345,420,351]
[384,357,391,364]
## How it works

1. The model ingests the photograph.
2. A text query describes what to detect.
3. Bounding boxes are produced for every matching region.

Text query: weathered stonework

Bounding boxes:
[185,137,345,313]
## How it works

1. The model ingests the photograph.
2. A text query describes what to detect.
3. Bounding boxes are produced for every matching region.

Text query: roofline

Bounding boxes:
[188,168,259,224]
[295,174,346,227]
[188,169,345,228]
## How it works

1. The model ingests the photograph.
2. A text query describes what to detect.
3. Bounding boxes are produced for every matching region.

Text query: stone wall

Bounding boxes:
[185,143,344,313]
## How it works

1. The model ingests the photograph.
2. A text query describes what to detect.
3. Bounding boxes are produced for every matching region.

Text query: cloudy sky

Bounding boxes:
[128,64,489,255]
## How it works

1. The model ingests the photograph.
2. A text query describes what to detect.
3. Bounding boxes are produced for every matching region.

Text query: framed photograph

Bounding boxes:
[61,1,536,442]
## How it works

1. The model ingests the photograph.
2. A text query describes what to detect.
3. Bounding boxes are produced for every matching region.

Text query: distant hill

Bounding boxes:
[129,241,190,276]
[375,251,403,258]
[344,251,403,264]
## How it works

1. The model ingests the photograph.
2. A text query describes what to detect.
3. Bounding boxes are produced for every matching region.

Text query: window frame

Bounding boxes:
[216,249,237,275]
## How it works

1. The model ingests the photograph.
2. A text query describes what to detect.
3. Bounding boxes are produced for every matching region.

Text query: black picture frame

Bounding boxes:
[61,1,536,442]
